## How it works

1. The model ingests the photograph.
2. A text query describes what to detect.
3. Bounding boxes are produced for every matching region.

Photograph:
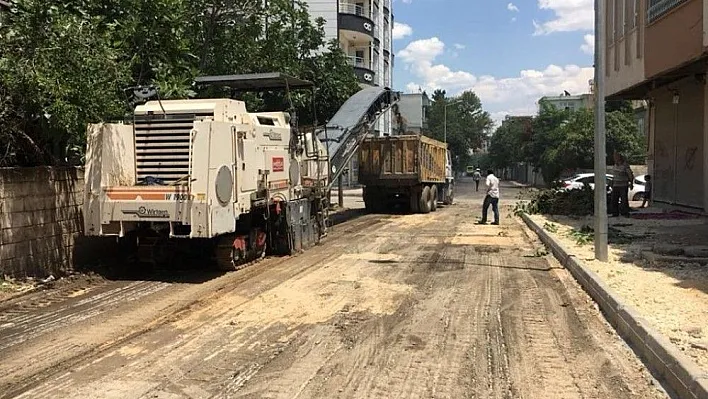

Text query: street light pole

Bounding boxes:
[444,104,447,143]
[594,0,608,261]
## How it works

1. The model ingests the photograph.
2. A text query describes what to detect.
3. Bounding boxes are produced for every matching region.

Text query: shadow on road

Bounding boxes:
[78,205,369,284]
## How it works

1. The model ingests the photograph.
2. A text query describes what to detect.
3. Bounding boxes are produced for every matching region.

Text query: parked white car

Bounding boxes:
[559,173,613,191]
[629,174,647,201]
[560,172,647,201]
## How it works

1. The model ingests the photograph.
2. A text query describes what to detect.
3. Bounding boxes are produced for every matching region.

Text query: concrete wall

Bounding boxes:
[510,163,546,187]
[645,0,703,79]
[0,167,113,278]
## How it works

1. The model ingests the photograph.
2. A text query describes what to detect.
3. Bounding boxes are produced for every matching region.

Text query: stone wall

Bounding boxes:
[0,167,111,277]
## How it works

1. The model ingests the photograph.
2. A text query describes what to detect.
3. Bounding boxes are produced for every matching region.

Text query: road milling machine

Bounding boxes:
[83,73,399,269]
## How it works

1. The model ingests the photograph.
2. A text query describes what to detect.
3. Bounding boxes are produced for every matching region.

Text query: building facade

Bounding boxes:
[394,92,430,134]
[302,0,394,136]
[605,0,708,211]
[538,92,593,112]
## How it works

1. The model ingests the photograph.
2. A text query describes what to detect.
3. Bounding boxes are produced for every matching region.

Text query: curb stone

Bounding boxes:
[521,213,708,399]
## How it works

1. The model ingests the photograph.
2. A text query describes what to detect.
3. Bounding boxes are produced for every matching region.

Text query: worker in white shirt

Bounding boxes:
[478,169,500,225]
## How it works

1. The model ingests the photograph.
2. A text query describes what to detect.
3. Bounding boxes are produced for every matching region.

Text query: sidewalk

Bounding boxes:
[509,181,533,188]
[523,212,708,398]
[330,187,363,197]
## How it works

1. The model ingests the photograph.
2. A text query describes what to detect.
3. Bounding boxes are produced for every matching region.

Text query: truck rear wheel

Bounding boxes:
[430,185,438,212]
[443,184,454,205]
[419,186,432,214]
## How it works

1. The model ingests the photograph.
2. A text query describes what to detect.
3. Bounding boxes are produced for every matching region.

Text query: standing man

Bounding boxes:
[472,168,482,191]
[610,152,634,217]
[478,169,500,225]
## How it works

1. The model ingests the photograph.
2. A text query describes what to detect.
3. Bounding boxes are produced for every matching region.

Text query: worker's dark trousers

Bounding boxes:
[611,185,630,216]
[475,180,480,191]
[481,195,499,224]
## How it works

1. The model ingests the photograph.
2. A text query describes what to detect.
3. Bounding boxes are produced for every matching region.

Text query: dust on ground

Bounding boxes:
[0,278,35,302]
[529,213,708,373]
[0,181,669,399]
[0,273,107,304]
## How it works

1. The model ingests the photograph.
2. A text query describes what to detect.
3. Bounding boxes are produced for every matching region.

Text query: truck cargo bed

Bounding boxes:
[358,134,447,186]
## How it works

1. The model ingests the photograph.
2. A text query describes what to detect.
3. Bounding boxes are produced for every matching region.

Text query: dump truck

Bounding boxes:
[358,134,454,213]
[83,73,400,269]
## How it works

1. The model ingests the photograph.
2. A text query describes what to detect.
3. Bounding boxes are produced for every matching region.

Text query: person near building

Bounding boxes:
[641,175,652,208]
[610,152,634,217]
[472,168,482,191]
[478,169,500,225]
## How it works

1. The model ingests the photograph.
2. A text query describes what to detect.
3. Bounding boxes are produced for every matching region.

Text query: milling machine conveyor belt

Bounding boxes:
[317,86,400,189]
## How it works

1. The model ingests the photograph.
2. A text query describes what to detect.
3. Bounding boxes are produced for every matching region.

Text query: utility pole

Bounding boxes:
[444,104,447,143]
[593,0,608,261]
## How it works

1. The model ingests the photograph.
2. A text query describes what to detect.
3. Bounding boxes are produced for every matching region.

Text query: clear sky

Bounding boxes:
[391,0,595,123]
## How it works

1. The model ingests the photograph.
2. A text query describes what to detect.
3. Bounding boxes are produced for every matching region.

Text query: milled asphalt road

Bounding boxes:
[0,179,668,399]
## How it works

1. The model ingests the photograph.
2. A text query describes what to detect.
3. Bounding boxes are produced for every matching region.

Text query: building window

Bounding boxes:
[608,0,615,43]
[631,0,639,29]
[648,0,688,23]
[354,49,365,67]
[614,0,621,40]
[355,2,365,17]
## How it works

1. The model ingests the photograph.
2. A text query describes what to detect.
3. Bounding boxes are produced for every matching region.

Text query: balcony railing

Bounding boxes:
[648,0,688,23]
[347,56,371,69]
[339,2,370,18]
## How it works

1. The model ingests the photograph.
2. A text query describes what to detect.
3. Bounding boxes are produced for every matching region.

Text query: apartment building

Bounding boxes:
[394,92,430,134]
[605,0,708,211]
[302,0,394,136]
[538,92,593,112]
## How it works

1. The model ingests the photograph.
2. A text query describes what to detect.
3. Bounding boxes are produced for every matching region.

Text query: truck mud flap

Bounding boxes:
[287,199,318,254]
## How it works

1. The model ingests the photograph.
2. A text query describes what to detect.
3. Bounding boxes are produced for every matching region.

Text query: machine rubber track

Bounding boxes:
[214,234,267,272]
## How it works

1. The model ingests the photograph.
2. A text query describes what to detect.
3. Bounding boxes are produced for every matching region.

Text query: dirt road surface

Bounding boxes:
[0,179,668,399]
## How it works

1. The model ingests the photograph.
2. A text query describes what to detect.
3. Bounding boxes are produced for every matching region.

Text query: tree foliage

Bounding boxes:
[488,116,531,169]
[423,89,493,171]
[0,0,360,166]
[488,99,646,184]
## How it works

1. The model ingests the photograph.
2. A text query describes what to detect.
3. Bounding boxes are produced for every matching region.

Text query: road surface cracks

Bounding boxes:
[0,182,667,399]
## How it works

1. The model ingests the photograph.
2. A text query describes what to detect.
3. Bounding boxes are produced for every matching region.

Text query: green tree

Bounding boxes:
[0,1,131,165]
[528,105,645,183]
[0,0,359,166]
[424,89,493,171]
[488,116,532,169]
